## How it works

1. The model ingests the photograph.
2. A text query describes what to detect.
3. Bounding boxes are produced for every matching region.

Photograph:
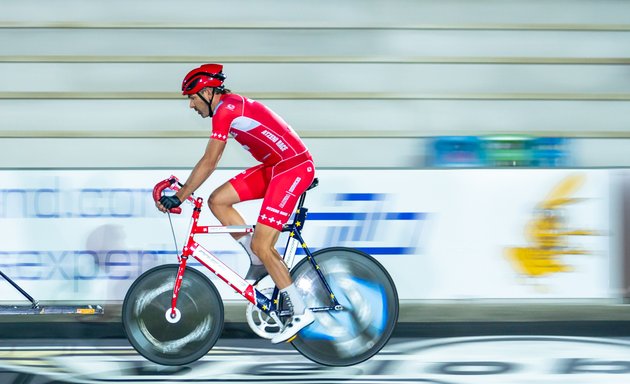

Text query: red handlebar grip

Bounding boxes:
[152,179,182,214]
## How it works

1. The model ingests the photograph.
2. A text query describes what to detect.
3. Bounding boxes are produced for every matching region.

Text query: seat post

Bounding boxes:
[295,190,308,212]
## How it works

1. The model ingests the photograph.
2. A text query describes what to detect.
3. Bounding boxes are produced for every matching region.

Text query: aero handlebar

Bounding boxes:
[152,175,193,214]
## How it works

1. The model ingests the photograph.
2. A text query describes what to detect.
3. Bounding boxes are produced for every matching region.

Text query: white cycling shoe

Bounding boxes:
[271,310,315,344]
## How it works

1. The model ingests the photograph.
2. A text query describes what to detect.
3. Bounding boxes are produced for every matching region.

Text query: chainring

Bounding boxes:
[245,287,282,339]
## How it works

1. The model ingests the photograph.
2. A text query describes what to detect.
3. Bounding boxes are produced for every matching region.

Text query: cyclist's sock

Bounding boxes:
[280,283,306,315]
[237,234,263,265]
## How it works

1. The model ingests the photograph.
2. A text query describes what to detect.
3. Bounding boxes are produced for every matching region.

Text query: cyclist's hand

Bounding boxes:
[158,195,182,212]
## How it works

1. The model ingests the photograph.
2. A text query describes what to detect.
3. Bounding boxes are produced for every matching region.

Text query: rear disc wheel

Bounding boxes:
[288,247,399,366]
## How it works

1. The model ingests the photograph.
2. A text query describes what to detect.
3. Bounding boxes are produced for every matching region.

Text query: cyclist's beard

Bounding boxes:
[196,90,215,118]
[195,105,210,118]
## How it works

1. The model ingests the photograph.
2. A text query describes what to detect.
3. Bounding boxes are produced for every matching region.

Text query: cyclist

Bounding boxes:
[155,63,315,344]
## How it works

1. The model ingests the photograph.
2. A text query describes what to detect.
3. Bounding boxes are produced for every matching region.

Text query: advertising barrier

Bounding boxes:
[0,169,615,302]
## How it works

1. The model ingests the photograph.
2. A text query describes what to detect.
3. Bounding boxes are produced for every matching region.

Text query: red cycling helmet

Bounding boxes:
[181,64,226,95]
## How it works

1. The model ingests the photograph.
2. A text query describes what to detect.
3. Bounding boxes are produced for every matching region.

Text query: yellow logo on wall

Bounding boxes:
[506,174,598,278]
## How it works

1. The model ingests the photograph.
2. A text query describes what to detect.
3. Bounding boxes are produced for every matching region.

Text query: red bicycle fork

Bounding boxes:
[169,197,203,320]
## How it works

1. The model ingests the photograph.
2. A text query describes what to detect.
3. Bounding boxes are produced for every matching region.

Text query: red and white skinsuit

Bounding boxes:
[210,93,315,230]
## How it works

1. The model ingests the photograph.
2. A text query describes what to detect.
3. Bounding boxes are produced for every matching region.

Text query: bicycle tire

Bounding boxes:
[288,247,399,366]
[122,264,224,366]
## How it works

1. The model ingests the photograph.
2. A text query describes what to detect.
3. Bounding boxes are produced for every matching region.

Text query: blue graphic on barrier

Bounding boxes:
[0,250,240,284]
[296,193,427,256]
[1,192,427,288]
[0,186,154,218]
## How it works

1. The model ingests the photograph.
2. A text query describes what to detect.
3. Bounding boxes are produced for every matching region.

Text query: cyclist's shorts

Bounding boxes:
[230,152,315,231]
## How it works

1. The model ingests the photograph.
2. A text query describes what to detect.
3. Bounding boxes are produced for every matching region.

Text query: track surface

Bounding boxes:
[2,335,630,383]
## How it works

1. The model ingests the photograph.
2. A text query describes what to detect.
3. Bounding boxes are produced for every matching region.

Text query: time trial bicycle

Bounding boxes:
[122,176,399,366]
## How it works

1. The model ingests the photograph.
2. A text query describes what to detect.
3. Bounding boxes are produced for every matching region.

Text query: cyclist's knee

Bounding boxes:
[250,237,272,261]
[250,237,265,257]
[208,190,226,213]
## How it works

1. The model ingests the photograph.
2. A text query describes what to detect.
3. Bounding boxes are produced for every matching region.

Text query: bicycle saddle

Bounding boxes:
[307,178,319,191]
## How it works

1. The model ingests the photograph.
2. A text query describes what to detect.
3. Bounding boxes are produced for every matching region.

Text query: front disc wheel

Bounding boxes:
[122,265,224,366]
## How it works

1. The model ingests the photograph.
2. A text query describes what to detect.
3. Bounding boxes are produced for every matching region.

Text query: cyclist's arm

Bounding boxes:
[176,138,226,201]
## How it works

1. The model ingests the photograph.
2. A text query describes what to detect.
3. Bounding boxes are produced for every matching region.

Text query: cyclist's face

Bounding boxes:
[188,94,210,118]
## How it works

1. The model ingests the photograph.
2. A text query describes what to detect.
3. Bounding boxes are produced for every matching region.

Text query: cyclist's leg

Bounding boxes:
[249,156,315,290]
[211,164,273,280]
[250,156,316,343]
[208,164,269,240]
[207,181,245,235]
[250,223,289,287]
[252,222,314,343]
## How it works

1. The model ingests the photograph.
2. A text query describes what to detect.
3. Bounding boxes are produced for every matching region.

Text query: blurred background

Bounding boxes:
[1,0,630,328]
[0,0,629,169]
[2,1,630,382]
